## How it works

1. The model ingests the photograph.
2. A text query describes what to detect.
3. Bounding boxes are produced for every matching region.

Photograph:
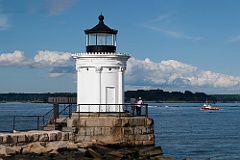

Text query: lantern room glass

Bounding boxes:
[86,33,116,46]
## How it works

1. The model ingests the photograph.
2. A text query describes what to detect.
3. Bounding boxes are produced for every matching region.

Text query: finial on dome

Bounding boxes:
[98,14,104,22]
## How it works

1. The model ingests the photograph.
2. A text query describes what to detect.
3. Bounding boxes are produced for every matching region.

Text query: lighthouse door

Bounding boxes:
[106,87,115,112]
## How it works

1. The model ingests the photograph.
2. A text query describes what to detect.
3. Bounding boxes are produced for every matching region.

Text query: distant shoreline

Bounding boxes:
[1,92,240,103]
[1,100,239,103]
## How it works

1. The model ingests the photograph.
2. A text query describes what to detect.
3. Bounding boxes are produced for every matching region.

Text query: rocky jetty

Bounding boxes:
[0,130,177,160]
[0,144,176,160]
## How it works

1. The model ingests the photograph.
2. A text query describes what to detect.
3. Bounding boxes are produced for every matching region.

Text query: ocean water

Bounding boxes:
[0,102,239,160]
[149,102,240,160]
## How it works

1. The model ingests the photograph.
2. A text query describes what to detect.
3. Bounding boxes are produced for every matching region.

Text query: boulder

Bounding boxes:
[77,142,93,148]
[22,142,47,155]
[87,148,103,160]
[0,145,17,156]
[45,141,78,152]
[138,146,163,157]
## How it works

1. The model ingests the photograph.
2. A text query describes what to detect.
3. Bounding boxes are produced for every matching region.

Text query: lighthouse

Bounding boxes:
[48,15,154,148]
[72,15,130,112]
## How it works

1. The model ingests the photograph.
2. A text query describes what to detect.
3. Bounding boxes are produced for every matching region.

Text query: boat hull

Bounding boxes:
[201,107,219,110]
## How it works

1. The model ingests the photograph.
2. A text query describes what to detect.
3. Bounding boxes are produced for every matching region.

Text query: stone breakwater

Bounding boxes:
[0,113,159,158]
[0,113,195,160]
[0,130,76,155]
[0,130,178,160]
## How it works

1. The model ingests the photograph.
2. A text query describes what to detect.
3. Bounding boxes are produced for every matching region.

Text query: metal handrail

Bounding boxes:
[58,104,72,118]
[12,115,44,131]
[77,103,148,117]
[43,107,54,117]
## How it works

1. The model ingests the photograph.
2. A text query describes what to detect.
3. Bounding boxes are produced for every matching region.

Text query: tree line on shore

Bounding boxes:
[125,89,240,102]
[0,90,239,102]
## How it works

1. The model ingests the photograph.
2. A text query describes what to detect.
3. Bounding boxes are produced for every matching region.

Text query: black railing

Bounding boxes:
[0,104,74,133]
[77,104,148,117]
[0,115,45,133]
[12,115,44,131]
[58,104,73,118]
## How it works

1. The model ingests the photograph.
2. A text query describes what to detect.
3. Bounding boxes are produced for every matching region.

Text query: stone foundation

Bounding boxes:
[68,113,155,146]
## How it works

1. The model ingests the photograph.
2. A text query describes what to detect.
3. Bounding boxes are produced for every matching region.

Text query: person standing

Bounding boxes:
[130,95,137,116]
[136,97,143,116]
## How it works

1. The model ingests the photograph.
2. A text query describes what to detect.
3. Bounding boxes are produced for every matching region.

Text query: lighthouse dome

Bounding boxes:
[84,14,118,53]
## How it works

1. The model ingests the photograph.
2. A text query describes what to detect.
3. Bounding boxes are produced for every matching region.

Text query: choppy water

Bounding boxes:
[0,102,239,160]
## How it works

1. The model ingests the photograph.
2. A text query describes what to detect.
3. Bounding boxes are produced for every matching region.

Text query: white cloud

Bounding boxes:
[1,50,240,93]
[48,72,64,78]
[0,50,74,68]
[0,50,33,66]
[33,50,75,78]
[0,15,10,30]
[49,65,75,78]
[125,58,240,93]
[33,50,73,67]
[0,50,75,78]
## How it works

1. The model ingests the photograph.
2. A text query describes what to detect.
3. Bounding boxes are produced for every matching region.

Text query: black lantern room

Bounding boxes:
[85,14,118,53]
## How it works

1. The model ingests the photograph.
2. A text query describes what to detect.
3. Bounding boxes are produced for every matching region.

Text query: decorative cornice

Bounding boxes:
[72,52,130,57]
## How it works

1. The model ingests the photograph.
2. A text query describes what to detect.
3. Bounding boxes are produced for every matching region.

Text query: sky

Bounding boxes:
[1,0,240,94]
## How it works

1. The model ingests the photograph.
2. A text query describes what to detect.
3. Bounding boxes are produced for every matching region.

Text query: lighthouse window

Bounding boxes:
[97,35,105,45]
[96,33,115,46]
[87,33,116,46]
[88,33,97,45]
[107,34,116,46]
[97,33,106,45]
[106,34,113,45]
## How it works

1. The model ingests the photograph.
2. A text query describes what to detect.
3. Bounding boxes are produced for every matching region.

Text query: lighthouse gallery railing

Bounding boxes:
[76,104,148,117]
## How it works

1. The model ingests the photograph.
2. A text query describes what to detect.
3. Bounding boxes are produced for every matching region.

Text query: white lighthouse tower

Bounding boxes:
[72,15,130,112]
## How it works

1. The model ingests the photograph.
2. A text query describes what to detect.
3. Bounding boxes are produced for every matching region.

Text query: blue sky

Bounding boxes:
[1,0,240,94]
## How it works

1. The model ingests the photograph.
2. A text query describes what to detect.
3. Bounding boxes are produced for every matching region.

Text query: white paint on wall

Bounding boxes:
[72,52,130,112]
